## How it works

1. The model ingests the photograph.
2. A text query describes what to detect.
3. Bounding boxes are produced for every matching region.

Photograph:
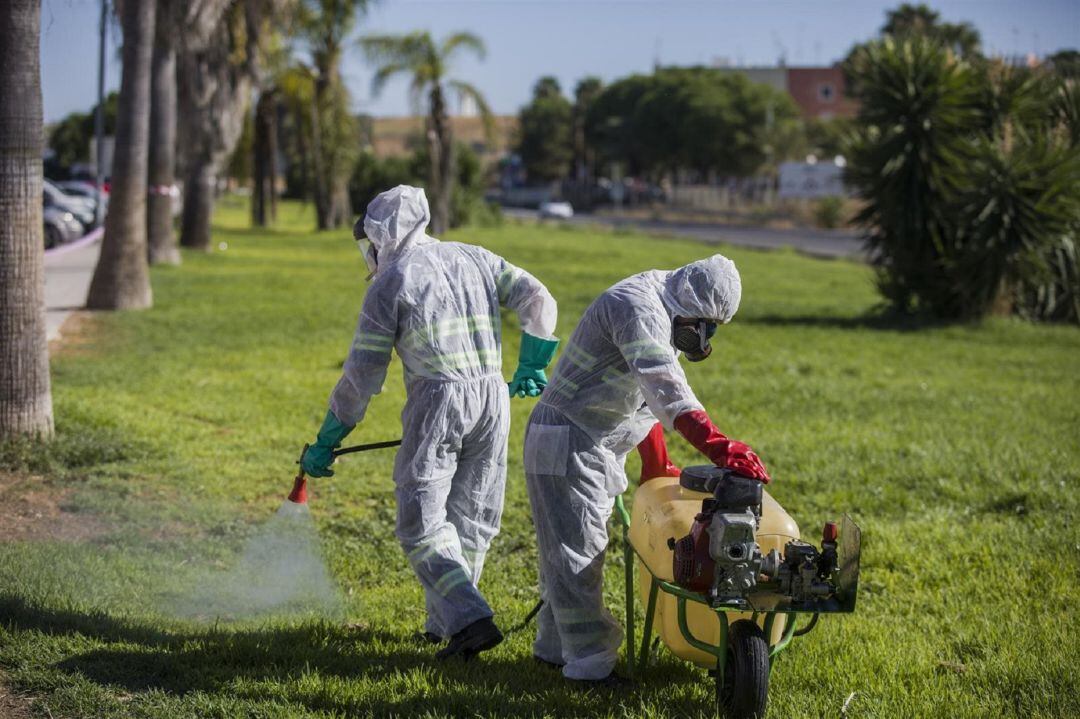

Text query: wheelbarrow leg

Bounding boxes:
[638,577,659,676]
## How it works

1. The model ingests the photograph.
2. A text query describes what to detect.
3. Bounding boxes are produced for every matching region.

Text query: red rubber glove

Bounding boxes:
[636,422,682,483]
[673,410,770,483]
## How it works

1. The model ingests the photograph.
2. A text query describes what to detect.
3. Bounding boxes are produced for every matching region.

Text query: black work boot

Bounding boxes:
[435,617,503,660]
[567,672,634,691]
[413,631,443,645]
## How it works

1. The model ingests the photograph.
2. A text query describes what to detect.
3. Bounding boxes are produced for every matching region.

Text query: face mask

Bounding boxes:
[355,237,378,280]
[672,317,718,362]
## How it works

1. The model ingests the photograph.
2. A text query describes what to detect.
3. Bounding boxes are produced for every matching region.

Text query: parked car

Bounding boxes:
[43,206,83,249]
[56,180,109,215]
[44,180,95,230]
[538,201,574,220]
[69,164,111,193]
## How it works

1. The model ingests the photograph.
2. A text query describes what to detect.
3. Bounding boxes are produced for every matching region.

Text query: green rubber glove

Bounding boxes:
[509,333,559,398]
[301,410,355,477]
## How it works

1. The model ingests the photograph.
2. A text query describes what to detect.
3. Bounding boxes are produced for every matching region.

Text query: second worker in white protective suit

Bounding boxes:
[300,185,559,659]
[523,254,769,683]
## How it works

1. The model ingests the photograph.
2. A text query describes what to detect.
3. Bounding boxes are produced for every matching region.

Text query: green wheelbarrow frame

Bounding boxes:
[614,494,823,685]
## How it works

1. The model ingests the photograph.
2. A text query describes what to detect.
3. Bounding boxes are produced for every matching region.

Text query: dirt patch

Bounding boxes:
[48,310,104,358]
[0,672,34,719]
[0,472,108,543]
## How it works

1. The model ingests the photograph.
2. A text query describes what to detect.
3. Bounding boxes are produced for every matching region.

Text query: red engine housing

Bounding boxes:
[672,512,715,591]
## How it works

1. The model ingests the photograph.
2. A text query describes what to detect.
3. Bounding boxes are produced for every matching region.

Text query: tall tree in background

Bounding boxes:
[295,0,373,230]
[1048,50,1080,79]
[147,0,180,265]
[880,3,981,58]
[517,76,573,183]
[276,64,317,201]
[177,0,269,250]
[572,76,603,182]
[87,0,156,309]
[0,0,53,437]
[361,30,493,235]
[48,93,117,171]
[847,37,1080,321]
[252,87,280,226]
[844,3,982,95]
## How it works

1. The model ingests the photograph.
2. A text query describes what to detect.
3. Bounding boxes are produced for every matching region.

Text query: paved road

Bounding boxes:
[43,229,101,341]
[504,208,865,260]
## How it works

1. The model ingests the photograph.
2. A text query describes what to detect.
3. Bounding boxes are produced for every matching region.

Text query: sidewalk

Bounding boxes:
[43,228,102,342]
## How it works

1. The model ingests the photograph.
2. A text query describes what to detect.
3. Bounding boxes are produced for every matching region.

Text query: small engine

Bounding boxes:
[671,467,765,606]
[671,466,842,607]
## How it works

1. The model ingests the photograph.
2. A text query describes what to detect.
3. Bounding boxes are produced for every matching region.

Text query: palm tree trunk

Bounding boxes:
[180,162,215,250]
[329,175,352,227]
[87,0,155,310]
[428,84,452,234]
[147,0,179,265]
[310,77,331,230]
[252,89,279,227]
[0,0,53,437]
[175,6,253,250]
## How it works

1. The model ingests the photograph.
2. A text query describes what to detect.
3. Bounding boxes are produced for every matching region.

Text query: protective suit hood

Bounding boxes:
[661,254,742,323]
[354,185,437,275]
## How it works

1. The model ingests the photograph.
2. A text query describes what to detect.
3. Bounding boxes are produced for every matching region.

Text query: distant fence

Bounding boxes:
[669,178,777,210]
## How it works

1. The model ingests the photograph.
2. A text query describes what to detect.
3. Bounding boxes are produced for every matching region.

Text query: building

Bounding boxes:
[714,63,858,120]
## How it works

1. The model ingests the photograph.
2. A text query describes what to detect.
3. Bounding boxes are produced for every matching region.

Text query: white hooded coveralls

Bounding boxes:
[523,255,741,679]
[330,186,557,638]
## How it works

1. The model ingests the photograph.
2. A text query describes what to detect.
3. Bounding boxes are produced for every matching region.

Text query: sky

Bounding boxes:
[40,0,1080,123]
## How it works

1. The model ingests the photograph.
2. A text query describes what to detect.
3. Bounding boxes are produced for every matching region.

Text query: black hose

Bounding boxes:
[792,612,819,637]
[332,439,403,456]
[505,599,545,636]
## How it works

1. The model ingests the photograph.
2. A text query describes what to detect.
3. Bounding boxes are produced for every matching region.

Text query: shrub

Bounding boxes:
[813,196,846,229]
[846,37,1080,322]
[348,143,500,229]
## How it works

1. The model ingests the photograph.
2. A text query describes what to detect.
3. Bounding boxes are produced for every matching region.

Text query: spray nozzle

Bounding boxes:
[289,443,309,504]
[288,475,308,504]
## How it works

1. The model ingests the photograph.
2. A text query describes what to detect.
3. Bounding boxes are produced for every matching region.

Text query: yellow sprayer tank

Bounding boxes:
[627,475,800,668]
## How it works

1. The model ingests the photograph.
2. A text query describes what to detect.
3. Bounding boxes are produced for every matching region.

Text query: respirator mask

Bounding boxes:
[353,218,378,280]
[672,316,717,362]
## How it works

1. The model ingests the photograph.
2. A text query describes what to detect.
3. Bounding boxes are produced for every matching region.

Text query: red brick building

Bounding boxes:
[715,64,859,120]
[785,66,858,119]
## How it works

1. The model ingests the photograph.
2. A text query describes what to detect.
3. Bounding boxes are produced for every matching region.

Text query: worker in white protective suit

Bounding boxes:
[300,185,559,659]
[523,254,769,684]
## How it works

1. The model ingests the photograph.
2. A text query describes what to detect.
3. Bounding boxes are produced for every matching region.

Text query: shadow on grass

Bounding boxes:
[2,594,713,716]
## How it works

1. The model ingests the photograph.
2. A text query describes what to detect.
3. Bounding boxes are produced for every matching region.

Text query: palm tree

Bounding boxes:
[0,0,54,437]
[251,87,280,227]
[573,76,603,182]
[881,3,981,58]
[176,0,272,250]
[176,38,253,250]
[361,31,493,234]
[87,0,156,309]
[147,0,181,265]
[295,0,374,230]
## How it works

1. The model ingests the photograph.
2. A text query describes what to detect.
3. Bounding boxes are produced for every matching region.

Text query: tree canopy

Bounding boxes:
[516,76,573,182]
[585,67,798,180]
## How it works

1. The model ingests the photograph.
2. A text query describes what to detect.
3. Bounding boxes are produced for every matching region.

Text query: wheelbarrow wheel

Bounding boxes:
[716,620,769,719]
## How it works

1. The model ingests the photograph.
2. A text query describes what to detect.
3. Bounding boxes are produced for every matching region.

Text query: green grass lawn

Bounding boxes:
[2,198,1078,718]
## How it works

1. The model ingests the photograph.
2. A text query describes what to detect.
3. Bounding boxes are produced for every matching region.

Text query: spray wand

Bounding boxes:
[289,439,403,505]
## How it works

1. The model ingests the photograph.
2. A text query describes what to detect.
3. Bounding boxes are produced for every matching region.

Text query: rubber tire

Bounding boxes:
[716,620,769,719]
